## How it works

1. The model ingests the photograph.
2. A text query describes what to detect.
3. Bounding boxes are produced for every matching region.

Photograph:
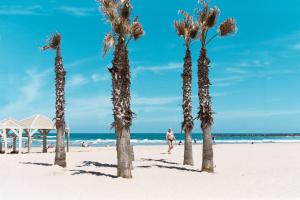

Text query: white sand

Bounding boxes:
[1,143,300,200]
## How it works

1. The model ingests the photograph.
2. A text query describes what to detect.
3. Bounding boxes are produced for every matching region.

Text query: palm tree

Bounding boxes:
[42,33,67,167]
[196,0,236,172]
[98,0,144,178]
[174,10,199,166]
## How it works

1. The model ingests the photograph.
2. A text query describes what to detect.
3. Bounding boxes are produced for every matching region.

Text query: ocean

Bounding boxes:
[9,133,300,148]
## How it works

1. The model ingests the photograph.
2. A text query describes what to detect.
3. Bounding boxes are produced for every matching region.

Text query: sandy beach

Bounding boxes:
[0,143,300,200]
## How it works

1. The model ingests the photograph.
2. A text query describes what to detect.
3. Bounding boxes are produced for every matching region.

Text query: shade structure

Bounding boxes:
[0,118,25,130]
[0,114,70,154]
[0,118,25,154]
[20,114,55,131]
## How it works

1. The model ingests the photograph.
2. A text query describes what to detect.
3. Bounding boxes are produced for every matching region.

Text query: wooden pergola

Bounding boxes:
[0,115,70,154]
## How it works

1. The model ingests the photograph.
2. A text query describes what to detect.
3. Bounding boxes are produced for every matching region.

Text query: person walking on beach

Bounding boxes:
[166,128,175,153]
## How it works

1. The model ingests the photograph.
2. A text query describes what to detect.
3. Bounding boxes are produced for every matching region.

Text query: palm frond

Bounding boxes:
[206,7,220,28]
[106,8,117,21]
[120,0,131,19]
[130,21,144,40]
[98,0,116,10]
[42,33,61,51]
[103,33,115,56]
[174,21,186,37]
[51,33,61,49]
[190,24,199,39]
[179,10,192,24]
[218,18,236,37]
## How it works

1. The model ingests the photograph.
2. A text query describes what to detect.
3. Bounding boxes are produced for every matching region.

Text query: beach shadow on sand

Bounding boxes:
[153,165,201,172]
[20,162,53,166]
[70,169,118,178]
[140,158,179,165]
[72,161,118,179]
[137,158,201,173]
[77,161,117,168]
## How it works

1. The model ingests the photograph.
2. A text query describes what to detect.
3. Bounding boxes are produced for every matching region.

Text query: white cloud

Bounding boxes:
[92,73,110,82]
[64,56,99,68]
[68,74,88,87]
[0,5,43,15]
[57,6,96,16]
[0,70,52,118]
[216,109,300,119]
[291,43,300,50]
[133,62,182,77]
[0,5,96,16]
[225,67,249,74]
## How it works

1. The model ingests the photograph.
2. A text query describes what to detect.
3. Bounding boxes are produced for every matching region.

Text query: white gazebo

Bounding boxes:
[0,118,25,154]
[0,114,70,154]
[20,114,70,153]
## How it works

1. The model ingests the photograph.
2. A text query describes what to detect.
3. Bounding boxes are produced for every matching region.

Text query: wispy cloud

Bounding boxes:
[65,56,99,68]
[0,5,43,15]
[133,62,182,77]
[291,43,300,50]
[225,67,249,74]
[91,73,110,82]
[213,69,293,87]
[0,69,51,118]
[68,74,88,87]
[216,109,300,119]
[0,5,97,16]
[57,6,96,16]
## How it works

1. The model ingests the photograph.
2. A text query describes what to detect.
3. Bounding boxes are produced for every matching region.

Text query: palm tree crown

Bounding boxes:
[98,0,144,56]
[174,10,199,48]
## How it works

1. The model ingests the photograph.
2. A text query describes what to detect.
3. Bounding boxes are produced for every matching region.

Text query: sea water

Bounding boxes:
[7,133,300,148]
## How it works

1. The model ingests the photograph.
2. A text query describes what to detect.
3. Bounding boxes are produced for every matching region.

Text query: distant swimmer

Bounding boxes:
[166,128,175,153]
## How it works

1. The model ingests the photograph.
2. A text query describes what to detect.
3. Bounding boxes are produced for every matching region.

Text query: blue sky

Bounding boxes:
[0,0,300,133]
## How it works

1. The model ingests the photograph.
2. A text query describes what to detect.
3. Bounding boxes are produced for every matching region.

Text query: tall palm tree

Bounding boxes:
[98,0,144,178]
[42,33,67,167]
[196,0,236,172]
[174,10,199,166]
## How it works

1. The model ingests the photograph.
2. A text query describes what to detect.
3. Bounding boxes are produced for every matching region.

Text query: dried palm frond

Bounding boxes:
[190,24,199,39]
[121,1,131,19]
[106,8,117,21]
[130,21,144,40]
[103,33,115,56]
[198,0,208,7]
[51,33,61,49]
[42,33,61,51]
[198,7,208,26]
[179,10,192,24]
[112,19,122,34]
[174,21,186,37]
[99,0,116,10]
[206,7,220,28]
[218,18,236,37]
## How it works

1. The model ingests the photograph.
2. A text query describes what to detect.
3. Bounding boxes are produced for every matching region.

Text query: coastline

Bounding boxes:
[1,143,300,200]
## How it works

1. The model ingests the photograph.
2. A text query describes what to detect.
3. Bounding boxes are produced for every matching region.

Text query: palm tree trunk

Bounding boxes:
[117,127,132,178]
[202,125,213,171]
[198,46,214,173]
[182,48,194,166]
[184,130,193,165]
[110,36,133,178]
[54,47,67,167]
